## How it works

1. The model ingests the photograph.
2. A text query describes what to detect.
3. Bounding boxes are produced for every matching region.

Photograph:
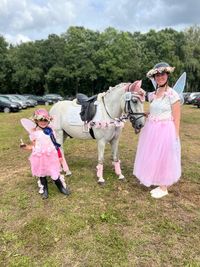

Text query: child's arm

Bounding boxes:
[20,140,35,151]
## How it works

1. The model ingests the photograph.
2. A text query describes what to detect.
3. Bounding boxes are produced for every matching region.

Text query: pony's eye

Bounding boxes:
[132,98,138,104]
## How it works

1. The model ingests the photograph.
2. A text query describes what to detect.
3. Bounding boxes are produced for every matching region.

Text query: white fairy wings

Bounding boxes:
[20,118,36,134]
[20,118,55,134]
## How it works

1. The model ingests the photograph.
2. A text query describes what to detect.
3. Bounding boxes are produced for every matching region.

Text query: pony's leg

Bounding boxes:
[56,129,71,176]
[96,139,106,184]
[110,137,125,180]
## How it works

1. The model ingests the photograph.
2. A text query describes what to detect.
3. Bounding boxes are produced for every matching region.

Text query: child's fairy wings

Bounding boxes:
[20,118,36,134]
[173,72,186,104]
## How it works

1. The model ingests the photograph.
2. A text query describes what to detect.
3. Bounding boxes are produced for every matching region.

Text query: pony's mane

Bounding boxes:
[97,83,127,101]
[106,83,128,94]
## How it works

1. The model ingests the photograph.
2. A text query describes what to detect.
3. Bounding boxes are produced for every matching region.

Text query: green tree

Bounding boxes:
[62,26,98,95]
[182,26,200,91]
[0,36,12,93]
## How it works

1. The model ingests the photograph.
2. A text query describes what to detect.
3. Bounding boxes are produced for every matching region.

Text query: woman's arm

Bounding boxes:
[172,101,181,138]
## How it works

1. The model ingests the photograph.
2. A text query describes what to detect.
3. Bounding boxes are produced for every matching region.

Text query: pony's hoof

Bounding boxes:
[65,170,72,176]
[97,177,105,185]
[98,181,105,186]
[118,174,125,180]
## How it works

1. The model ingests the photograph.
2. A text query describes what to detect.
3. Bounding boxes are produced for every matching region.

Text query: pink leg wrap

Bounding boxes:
[96,163,103,178]
[61,151,70,172]
[113,161,121,175]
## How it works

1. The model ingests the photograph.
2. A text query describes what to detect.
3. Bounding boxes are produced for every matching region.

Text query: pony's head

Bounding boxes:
[122,80,146,133]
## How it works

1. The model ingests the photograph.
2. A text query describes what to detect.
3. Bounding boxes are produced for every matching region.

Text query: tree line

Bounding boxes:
[0,25,200,96]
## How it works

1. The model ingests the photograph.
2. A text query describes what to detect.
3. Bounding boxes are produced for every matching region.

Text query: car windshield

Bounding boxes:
[0,97,11,103]
[15,95,26,100]
[45,94,62,98]
[7,95,20,101]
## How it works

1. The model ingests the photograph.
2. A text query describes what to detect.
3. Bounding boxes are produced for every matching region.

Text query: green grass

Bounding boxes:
[0,105,200,267]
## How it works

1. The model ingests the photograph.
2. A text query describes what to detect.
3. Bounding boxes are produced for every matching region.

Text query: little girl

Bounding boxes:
[20,108,70,199]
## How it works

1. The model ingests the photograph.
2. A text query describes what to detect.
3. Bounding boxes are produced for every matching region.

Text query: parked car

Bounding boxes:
[23,94,53,105]
[43,94,63,103]
[183,92,191,103]
[192,94,200,108]
[0,96,21,113]
[185,92,200,104]
[15,94,37,107]
[0,94,27,109]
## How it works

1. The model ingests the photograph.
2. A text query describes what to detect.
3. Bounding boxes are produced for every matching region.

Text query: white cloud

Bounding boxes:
[5,33,31,44]
[0,0,200,44]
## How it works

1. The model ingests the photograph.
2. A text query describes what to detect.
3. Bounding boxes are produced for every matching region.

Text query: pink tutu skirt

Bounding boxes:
[133,119,181,187]
[29,151,61,180]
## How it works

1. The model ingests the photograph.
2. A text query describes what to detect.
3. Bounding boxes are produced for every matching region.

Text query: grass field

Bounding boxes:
[0,104,200,267]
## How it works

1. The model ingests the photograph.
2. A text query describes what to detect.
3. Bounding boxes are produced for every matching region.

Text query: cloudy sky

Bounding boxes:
[0,0,200,44]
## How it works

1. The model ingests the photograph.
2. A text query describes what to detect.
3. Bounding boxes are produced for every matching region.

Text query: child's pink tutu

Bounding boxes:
[133,119,181,187]
[29,150,61,180]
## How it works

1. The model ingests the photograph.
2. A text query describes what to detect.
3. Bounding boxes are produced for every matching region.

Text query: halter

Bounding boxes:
[102,84,145,128]
[123,84,145,125]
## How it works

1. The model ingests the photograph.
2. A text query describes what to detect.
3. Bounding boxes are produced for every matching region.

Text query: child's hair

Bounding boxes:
[32,109,52,122]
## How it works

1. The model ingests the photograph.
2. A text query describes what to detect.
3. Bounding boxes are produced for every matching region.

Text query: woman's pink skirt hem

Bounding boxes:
[133,119,181,187]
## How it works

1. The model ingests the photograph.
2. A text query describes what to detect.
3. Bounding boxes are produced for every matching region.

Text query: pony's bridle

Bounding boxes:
[124,93,145,125]
[102,87,145,127]
[123,83,146,127]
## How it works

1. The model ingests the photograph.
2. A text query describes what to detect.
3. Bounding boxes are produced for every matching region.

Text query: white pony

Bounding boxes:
[50,81,145,184]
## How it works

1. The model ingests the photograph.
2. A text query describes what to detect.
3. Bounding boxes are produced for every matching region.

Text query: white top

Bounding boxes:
[148,88,180,120]
[29,129,57,155]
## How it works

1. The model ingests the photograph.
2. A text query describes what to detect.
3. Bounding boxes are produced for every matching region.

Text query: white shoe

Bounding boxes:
[151,188,168,199]
[150,187,160,194]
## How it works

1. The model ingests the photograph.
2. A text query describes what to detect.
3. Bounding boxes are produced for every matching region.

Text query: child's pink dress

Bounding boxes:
[133,88,181,187]
[29,129,61,180]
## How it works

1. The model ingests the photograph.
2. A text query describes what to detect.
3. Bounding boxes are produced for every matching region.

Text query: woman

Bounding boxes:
[133,62,181,198]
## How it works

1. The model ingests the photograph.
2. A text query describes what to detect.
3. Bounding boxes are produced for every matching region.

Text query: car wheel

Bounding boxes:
[45,102,49,106]
[4,107,10,113]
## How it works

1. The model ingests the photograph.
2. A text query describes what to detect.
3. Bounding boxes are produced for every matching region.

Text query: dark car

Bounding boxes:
[23,94,53,105]
[0,96,20,113]
[43,94,63,104]
[192,94,200,108]
[0,94,27,109]
[15,94,37,107]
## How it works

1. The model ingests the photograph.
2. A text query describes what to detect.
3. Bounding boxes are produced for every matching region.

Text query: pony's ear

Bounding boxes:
[129,80,142,92]
[129,80,146,102]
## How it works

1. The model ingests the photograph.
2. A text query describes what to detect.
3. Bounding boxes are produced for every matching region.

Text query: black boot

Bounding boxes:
[40,177,48,199]
[55,178,70,195]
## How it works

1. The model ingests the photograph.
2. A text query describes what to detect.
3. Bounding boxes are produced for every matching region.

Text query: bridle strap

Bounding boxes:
[102,87,146,123]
